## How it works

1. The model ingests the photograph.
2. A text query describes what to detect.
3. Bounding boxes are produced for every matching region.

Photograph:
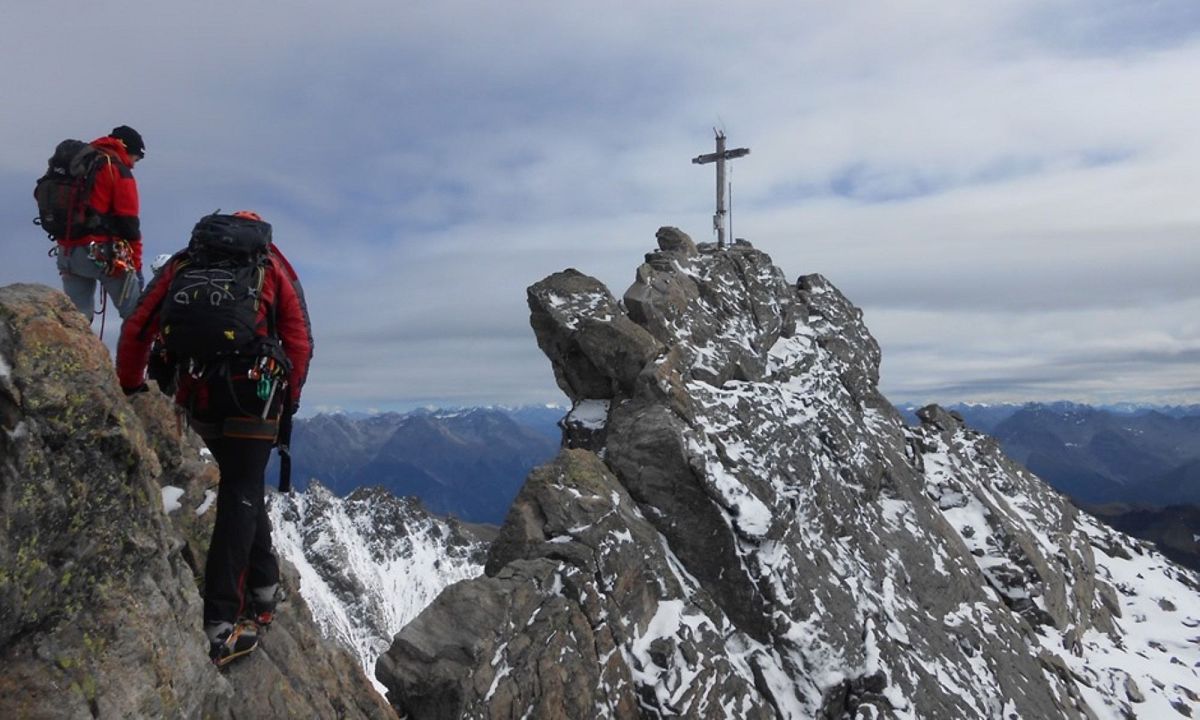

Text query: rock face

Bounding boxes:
[377,232,1200,719]
[0,284,395,719]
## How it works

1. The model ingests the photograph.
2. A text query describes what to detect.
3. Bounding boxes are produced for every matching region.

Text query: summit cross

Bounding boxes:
[692,130,750,249]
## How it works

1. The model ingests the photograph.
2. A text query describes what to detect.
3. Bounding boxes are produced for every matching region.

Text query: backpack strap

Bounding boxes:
[65,153,119,241]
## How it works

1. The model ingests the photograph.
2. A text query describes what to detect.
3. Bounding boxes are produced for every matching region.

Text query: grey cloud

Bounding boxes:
[4,1,1200,410]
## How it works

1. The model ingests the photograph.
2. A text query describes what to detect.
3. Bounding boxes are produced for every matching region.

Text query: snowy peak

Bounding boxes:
[270,481,492,692]
[376,228,1199,719]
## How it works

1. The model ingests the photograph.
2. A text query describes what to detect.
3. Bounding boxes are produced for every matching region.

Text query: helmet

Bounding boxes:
[231,210,263,222]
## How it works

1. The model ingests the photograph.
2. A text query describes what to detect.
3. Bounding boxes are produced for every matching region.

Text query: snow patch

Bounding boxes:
[5,421,28,440]
[568,399,609,429]
[195,489,217,516]
[161,486,185,514]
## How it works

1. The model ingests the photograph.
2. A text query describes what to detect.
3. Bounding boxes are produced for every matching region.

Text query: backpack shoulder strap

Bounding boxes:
[76,152,115,209]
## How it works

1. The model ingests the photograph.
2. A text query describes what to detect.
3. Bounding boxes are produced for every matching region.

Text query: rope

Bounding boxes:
[97,288,108,340]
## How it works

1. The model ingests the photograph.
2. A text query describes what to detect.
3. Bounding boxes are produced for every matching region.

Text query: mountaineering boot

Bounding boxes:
[207,620,259,667]
[244,583,282,629]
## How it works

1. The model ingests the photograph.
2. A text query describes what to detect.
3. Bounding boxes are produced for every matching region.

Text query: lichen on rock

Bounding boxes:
[0,284,394,720]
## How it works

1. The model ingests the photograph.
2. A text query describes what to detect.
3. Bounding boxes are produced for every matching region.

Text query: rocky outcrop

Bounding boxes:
[0,284,395,719]
[378,231,1200,719]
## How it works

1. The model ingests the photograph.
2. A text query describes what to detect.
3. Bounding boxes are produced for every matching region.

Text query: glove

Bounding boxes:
[147,350,176,395]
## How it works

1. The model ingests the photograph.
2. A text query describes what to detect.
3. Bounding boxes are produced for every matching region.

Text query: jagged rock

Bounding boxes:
[528,270,663,400]
[1126,675,1145,703]
[379,449,772,719]
[655,225,697,256]
[914,405,1117,636]
[215,558,397,719]
[128,390,220,576]
[916,403,965,434]
[560,399,609,451]
[624,230,796,387]
[0,284,394,719]
[379,233,1200,719]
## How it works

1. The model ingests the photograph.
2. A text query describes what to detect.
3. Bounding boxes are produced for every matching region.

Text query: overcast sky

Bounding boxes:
[3,1,1198,413]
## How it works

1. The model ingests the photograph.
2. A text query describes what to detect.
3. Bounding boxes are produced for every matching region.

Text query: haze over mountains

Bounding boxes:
[275,407,561,523]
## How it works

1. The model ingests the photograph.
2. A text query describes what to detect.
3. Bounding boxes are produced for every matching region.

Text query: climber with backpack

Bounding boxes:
[33,126,147,324]
[115,211,313,667]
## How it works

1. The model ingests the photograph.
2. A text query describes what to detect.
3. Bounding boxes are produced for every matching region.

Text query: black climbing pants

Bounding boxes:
[189,366,284,627]
[203,434,279,626]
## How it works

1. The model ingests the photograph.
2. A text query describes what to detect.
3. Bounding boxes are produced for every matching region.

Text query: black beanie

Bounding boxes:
[110,125,145,158]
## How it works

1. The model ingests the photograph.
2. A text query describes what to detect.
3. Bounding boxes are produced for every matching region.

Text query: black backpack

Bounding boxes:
[32,139,109,241]
[160,213,277,364]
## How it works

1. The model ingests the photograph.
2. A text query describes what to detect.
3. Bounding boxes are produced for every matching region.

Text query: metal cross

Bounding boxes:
[692,130,749,248]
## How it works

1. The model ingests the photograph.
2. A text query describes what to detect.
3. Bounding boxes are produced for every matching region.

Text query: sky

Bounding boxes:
[2,1,1199,413]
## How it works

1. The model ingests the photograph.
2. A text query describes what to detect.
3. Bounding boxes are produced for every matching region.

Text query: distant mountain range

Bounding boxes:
[273,406,562,524]
[297,401,1200,518]
[899,401,1200,431]
[281,401,1200,568]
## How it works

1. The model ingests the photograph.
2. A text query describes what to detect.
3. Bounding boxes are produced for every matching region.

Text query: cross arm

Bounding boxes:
[692,147,751,165]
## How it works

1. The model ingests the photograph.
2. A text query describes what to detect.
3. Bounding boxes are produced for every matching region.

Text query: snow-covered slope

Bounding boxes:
[269,483,491,690]
[375,229,1200,719]
[914,406,1200,718]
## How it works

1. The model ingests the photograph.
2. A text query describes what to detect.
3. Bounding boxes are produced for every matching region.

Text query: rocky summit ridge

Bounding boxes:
[0,284,394,719]
[377,229,1200,719]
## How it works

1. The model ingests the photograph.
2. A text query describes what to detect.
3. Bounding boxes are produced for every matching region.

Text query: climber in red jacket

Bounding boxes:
[56,126,146,320]
[116,210,313,666]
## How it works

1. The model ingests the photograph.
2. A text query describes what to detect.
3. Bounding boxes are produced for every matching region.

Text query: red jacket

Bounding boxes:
[116,246,313,405]
[58,136,143,271]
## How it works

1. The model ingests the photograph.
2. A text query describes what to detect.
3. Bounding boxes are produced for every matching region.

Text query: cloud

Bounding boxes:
[3,1,1199,410]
